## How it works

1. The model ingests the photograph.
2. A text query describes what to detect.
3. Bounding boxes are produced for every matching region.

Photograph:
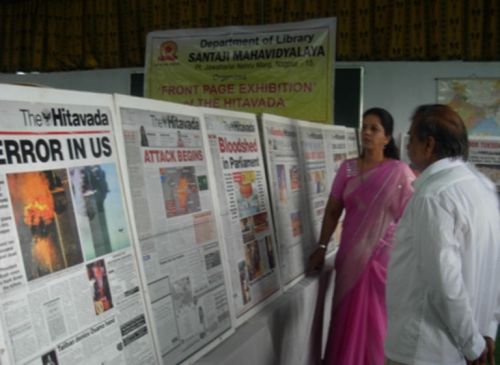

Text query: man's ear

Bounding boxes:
[426,136,436,158]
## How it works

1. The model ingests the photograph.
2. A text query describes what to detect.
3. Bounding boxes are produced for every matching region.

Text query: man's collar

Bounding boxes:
[412,157,464,191]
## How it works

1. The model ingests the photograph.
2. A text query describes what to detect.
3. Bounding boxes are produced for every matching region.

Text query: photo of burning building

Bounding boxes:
[160,166,201,218]
[7,169,84,281]
[69,164,130,261]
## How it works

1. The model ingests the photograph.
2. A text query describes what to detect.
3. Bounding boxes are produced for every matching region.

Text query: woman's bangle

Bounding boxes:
[318,243,327,250]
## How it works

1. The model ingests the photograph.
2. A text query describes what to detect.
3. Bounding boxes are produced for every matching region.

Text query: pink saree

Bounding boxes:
[323,159,414,365]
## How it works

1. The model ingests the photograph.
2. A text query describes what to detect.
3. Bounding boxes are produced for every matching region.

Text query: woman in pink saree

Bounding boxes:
[309,108,415,365]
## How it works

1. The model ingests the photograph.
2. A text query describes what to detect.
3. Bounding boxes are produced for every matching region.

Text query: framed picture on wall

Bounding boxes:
[437,78,500,136]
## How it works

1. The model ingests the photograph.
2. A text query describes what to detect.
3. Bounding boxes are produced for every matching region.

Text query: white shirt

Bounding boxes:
[385,158,500,365]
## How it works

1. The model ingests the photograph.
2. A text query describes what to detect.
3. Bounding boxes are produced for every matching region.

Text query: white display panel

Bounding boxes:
[0,85,157,365]
[399,133,410,165]
[262,114,347,287]
[320,125,347,251]
[345,127,359,159]
[113,95,233,364]
[296,120,330,247]
[261,114,308,286]
[200,108,282,324]
[468,136,500,192]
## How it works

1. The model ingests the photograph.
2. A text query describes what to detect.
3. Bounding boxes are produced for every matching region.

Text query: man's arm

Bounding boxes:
[414,196,485,361]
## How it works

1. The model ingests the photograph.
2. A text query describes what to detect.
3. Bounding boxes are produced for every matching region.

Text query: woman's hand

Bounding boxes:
[307,246,327,273]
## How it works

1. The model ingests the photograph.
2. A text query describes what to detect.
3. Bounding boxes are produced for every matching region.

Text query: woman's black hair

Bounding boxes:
[362,107,400,160]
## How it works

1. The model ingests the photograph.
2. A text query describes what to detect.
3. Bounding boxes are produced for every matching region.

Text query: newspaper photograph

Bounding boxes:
[114,95,233,364]
[0,85,156,365]
[201,108,281,322]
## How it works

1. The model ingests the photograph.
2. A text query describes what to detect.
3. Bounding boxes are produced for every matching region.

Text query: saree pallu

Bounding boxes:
[323,159,414,365]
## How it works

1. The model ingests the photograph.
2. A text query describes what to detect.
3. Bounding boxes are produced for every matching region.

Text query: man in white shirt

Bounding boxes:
[385,104,500,365]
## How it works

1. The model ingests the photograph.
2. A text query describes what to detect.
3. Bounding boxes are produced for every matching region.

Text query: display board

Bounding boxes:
[296,120,329,249]
[145,18,336,123]
[401,135,500,187]
[0,85,157,365]
[261,114,347,287]
[399,133,410,165]
[261,114,309,286]
[0,84,356,365]
[345,128,359,158]
[323,126,347,196]
[322,125,347,250]
[468,137,500,192]
[200,108,281,324]
[113,95,233,364]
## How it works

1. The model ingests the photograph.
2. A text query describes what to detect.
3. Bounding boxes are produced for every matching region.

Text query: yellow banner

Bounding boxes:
[145,18,336,124]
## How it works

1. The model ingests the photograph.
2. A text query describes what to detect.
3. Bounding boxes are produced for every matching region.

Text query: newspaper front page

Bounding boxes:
[114,95,233,364]
[201,108,281,322]
[399,133,410,165]
[468,137,500,192]
[297,121,330,249]
[262,114,348,286]
[345,128,359,159]
[261,114,312,286]
[322,125,347,251]
[0,85,157,365]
